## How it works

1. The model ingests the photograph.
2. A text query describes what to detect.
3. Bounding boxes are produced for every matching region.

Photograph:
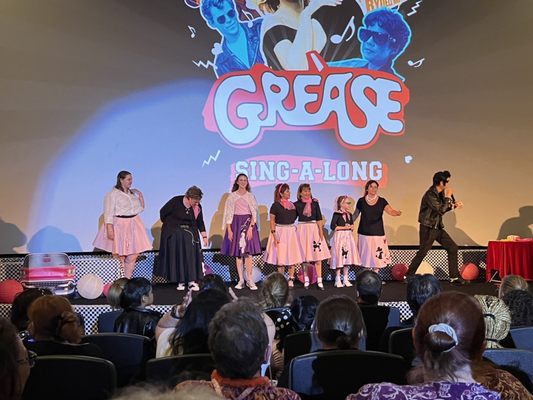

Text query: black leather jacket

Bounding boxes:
[418,186,453,229]
[113,307,162,339]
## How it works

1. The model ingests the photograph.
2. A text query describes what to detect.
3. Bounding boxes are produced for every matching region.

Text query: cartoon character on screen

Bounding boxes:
[294,184,331,290]
[221,174,262,290]
[200,0,264,77]
[329,7,411,80]
[259,0,342,70]
[264,183,305,287]
[330,195,360,288]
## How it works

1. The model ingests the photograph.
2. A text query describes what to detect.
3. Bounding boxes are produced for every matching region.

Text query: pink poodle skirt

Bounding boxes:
[93,215,152,256]
[296,222,331,262]
[358,234,391,268]
[330,230,360,269]
[263,224,305,266]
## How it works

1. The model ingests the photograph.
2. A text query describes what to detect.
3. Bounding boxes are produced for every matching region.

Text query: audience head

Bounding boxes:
[28,295,83,344]
[171,289,231,355]
[106,277,129,309]
[0,318,33,400]
[502,289,533,327]
[498,275,529,299]
[314,295,365,350]
[406,274,442,317]
[355,270,382,305]
[10,288,52,332]
[200,274,229,297]
[291,295,319,331]
[474,295,512,349]
[120,277,153,309]
[208,299,269,379]
[260,272,290,308]
[413,291,485,382]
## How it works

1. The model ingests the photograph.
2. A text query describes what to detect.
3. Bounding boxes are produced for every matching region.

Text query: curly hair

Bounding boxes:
[502,289,533,327]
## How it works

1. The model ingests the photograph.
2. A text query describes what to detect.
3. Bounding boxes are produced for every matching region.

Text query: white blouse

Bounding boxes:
[103,188,144,224]
[222,191,258,228]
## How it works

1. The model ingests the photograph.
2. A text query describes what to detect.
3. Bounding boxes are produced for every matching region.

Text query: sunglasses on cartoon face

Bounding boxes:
[216,9,236,24]
[358,27,396,46]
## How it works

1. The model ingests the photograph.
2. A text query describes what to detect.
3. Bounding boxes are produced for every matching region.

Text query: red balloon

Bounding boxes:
[391,263,408,281]
[0,279,24,304]
[460,263,479,281]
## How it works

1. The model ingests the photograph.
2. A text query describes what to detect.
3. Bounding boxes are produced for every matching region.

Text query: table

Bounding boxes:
[486,240,533,281]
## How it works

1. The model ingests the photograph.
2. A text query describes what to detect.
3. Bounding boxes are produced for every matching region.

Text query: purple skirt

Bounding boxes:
[221,214,262,257]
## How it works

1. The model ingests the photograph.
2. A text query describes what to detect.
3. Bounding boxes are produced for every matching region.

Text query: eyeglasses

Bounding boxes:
[18,349,37,368]
[216,9,235,24]
[358,27,396,46]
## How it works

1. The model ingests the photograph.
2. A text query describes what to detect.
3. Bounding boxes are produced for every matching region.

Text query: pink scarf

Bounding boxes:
[280,199,295,211]
[301,197,313,217]
[183,196,200,218]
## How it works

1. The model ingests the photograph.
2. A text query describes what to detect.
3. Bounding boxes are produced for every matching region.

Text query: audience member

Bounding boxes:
[314,295,365,350]
[498,275,529,299]
[355,269,400,350]
[348,291,501,399]
[10,288,52,334]
[107,277,129,309]
[114,277,162,339]
[404,274,441,325]
[502,289,533,327]
[260,272,296,378]
[156,289,230,357]
[475,295,512,348]
[290,295,319,331]
[175,299,301,399]
[25,295,102,357]
[0,317,33,400]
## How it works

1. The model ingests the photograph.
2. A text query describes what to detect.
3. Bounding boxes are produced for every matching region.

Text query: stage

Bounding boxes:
[0,247,494,334]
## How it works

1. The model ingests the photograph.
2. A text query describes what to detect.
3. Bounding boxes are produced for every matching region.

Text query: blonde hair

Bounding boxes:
[260,272,289,308]
[474,295,511,349]
[498,275,528,298]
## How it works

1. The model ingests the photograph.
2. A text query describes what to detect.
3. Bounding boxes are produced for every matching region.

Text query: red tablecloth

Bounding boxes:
[486,240,533,281]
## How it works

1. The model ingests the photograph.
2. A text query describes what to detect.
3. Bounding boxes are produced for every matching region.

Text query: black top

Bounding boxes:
[294,199,323,222]
[25,340,103,358]
[270,202,298,225]
[330,212,354,230]
[160,195,206,233]
[356,197,389,236]
[262,25,297,70]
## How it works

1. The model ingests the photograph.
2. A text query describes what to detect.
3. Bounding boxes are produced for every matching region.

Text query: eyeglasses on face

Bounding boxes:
[216,9,236,24]
[18,349,37,368]
[358,27,396,46]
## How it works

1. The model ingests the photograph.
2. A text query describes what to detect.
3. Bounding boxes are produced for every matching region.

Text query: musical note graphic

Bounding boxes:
[242,10,254,28]
[188,25,196,38]
[330,16,356,44]
[407,58,425,68]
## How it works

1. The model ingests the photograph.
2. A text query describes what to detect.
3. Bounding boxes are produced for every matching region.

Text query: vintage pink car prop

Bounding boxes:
[21,253,76,295]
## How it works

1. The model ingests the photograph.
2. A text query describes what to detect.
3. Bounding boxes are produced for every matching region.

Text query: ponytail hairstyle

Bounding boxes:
[115,170,132,192]
[28,295,83,344]
[412,291,485,382]
[274,183,290,203]
[314,295,365,350]
[335,195,348,212]
[364,180,379,196]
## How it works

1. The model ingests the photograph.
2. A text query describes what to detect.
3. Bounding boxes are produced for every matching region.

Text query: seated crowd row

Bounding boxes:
[2,272,533,400]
